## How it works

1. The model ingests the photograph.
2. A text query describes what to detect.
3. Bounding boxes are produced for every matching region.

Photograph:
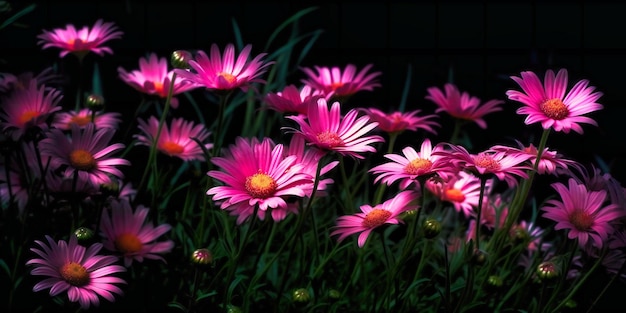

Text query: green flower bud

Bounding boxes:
[171,50,193,69]
[191,248,213,266]
[292,288,310,303]
[422,218,441,239]
[328,289,340,299]
[226,304,242,313]
[537,261,559,280]
[85,94,105,111]
[74,227,94,242]
[471,249,488,266]
[486,275,503,291]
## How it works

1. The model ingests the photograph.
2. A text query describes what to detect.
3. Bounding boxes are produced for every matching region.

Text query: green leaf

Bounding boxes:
[0,258,10,277]
[265,6,319,51]
[398,64,412,113]
[0,3,36,30]
[92,62,102,96]
[167,301,188,312]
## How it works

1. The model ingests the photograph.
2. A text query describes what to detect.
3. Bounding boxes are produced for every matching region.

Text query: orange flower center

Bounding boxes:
[18,110,40,126]
[362,208,392,228]
[404,158,433,175]
[69,149,97,171]
[160,141,184,155]
[330,82,344,91]
[316,131,344,148]
[540,98,569,120]
[245,172,278,199]
[569,209,593,231]
[60,262,90,286]
[114,233,143,254]
[473,155,501,172]
[444,188,466,203]
[69,115,92,127]
[219,72,237,84]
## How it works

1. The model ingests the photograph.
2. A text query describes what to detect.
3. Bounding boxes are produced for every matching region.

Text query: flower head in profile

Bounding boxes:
[360,108,440,135]
[541,178,624,249]
[426,171,491,218]
[506,69,603,134]
[207,137,313,224]
[300,63,381,99]
[283,135,339,197]
[283,98,384,160]
[264,84,327,116]
[99,199,175,267]
[26,235,126,309]
[174,43,273,92]
[0,67,62,93]
[134,116,212,162]
[39,123,130,186]
[0,80,62,140]
[52,108,122,130]
[0,142,41,214]
[331,190,419,247]
[37,19,123,59]
[118,53,199,108]
[425,83,503,129]
[491,141,580,175]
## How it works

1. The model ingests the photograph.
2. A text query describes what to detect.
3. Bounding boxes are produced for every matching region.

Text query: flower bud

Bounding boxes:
[485,275,503,291]
[471,249,488,266]
[171,50,193,69]
[422,218,441,239]
[85,94,105,111]
[536,261,559,280]
[226,304,242,313]
[99,181,120,198]
[292,288,311,303]
[74,227,94,243]
[510,225,529,244]
[191,248,213,266]
[328,289,340,299]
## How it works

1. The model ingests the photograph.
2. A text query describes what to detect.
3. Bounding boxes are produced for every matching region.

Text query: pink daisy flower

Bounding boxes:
[331,190,419,247]
[505,68,603,134]
[300,63,381,98]
[360,107,440,135]
[283,134,339,198]
[134,116,212,162]
[283,98,384,160]
[99,199,175,267]
[0,142,41,214]
[370,138,457,190]
[425,83,503,129]
[426,171,491,218]
[0,80,62,140]
[52,108,122,130]
[207,137,313,224]
[541,178,624,249]
[37,19,123,59]
[491,141,580,175]
[118,53,199,108]
[39,123,130,186]
[0,67,61,93]
[510,220,550,252]
[26,235,126,309]
[174,43,273,92]
[264,84,327,116]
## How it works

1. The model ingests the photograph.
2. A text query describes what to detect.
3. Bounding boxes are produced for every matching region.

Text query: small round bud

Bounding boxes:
[74,227,94,242]
[399,209,418,220]
[171,50,193,69]
[191,248,213,266]
[422,218,441,239]
[486,275,503,291]
[292,288,311,303]
[99,181,120,198]
[85,94,105,111]
[537,261,559,280]
[328,289,340,299]
[510,225,529,244]
[226,304,242,313]
[564,299,577,309]
[471,249,488,266]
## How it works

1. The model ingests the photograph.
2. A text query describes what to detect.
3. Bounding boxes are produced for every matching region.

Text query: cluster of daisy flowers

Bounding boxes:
[1,16,626,312]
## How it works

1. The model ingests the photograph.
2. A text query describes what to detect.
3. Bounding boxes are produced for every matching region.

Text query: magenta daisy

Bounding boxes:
[0,67,61,93]
[491,141,580,175]
[52,108,122,130]
[99,199,174,267]
[207,137,313,224]
[39,123,130,186]
[174,43,273,92]
[0,80,62,140]
[264,84,327,116]
[541,178,624,248]
[300,63,381,99]
[283,134,339,197]
[25,235,126,309]
[134,116,212,162]
[506,69,603,134]
[283,98,384,160]
[425,83,503,129]
[118,53,199,108]
[37,19,123,59]
[331,190,419,247]
[360,107,440,135]
[370,138,457,190]
[426,171,490,218]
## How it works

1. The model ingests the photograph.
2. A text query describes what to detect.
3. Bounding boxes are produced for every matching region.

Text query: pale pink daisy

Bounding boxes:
[425,83,503,129]
[39,123,130,186]
[331,190,419,247]
[300,63,381,98]
[118,52,199,108]
[360,107,440,135]
[426,171,491,218]
[52,108,122,130]
[264,84,327,116]
[283,98,384,160]
[541,178,624,248]
[0,80,62,140]
[370,138,457,190]
[99,199,174,267]
[26,235,126,309]
[37,19,123,59]
[207,137,313,224]
[134,116,212,162]
[491,141,580,175]
[506,69,603,134]
[174,43,273,92]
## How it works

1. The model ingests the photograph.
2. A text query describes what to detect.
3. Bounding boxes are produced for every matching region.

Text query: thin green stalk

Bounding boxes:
[473,176,489,250]
[373,132,399,204]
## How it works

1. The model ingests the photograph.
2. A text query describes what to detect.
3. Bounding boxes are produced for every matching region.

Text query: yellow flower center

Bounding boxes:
[473,155,501,172]
[404,158,433,175]
[69,149,97,171]
[540,98,569,120]
[219,72,237,84]
[569,209,593,231]
[444,188,466,203]
[245,172,278,199]
[69,115,92,127]
[362,208,392,228]
[114,233,143,254]
[18,110,40,126]
[160,141,184,155]
[316,131,344,148]
[60,262,90,286]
